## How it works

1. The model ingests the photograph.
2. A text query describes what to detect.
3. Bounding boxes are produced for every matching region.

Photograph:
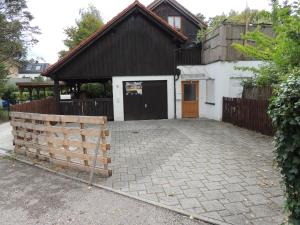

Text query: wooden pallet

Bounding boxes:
[10,112,112,177]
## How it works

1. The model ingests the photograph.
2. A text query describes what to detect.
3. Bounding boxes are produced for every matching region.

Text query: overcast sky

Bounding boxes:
[26,0,272,64]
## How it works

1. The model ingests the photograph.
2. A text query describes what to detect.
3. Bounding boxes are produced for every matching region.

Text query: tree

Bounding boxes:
[233,1,300,223]
[197,8,272,41]
[0,0,39,97]
[58,5,104,58]
[196,12,206,23]
[232,0,300,87]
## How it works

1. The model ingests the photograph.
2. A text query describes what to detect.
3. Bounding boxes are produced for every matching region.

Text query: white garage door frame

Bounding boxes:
[112,75,175,121]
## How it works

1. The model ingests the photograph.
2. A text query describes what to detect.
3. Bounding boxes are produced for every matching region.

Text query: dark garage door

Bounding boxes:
[123,80,168,120]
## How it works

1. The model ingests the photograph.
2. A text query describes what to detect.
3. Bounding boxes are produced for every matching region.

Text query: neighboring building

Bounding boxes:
[42,0,272,121]
[5,62,19,78]
[18,62,49,79]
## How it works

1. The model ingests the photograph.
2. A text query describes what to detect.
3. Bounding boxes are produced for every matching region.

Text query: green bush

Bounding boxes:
[80,82,112,98]
[1,84,18,102]
[269,73,300,224]
[0,108,9,123]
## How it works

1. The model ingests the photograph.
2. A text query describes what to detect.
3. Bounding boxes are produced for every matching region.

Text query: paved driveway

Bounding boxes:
[1,119,285,225]
[103,119,284,225]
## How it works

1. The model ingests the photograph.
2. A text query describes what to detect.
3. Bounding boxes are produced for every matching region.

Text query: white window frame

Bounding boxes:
[168,16,181,30]
[206,79,215,105]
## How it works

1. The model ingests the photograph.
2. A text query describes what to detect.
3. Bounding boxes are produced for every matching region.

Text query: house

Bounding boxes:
[176,22,273,120]
[18,62,49,80]
[42,0,272,121]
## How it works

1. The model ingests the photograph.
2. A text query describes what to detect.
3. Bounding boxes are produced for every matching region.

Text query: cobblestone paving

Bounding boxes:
[98,119,284,225]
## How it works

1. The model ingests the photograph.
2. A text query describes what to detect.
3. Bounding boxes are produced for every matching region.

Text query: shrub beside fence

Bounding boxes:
[222,97,273,136]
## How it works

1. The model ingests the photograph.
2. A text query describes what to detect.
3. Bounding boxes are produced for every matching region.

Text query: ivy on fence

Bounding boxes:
[269,75,300,224]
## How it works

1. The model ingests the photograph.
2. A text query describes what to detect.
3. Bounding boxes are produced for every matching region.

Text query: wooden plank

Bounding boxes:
[11,112,107,125]
[11,121,45,132]
[14,140,48,152]
[45,126,104,136]
[80,123,88,166]
[47,137,110,151]
[101,123,109,171]
[46,121,55,161]
[62,122,71,164]
[48,149,111,164]
[49,157,112,176]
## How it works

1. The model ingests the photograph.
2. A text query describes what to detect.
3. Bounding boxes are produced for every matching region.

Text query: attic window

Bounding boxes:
[168,16,181,30]
[26,65,32,71]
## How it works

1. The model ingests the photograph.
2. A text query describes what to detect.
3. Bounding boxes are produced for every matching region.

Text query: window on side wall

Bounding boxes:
[206,79,215,105]
[168,16,181,30]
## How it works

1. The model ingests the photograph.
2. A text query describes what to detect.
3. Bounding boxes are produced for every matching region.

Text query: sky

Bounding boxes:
[26,0,272,64]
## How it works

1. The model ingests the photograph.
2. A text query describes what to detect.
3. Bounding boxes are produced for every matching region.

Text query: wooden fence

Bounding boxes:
[10,111,112,176]
[10,97,58,114]
[222,97,273,136]
[10,98,114,120]
[60,98,114,121]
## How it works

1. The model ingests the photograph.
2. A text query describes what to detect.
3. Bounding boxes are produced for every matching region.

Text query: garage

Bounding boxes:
[123,80,168,120]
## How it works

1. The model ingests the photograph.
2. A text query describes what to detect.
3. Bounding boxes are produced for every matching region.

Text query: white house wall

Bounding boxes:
[177,61,262,121]
[112,76,174,121]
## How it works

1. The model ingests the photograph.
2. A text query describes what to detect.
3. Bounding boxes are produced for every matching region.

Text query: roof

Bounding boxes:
[148,0,207,28]
[42,1,188,77]
[19,63,49,74]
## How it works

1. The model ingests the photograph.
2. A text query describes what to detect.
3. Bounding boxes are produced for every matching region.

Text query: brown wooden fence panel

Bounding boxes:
[60,98,114,121]
[10,111,112,177]
[10,98,58,114]
[222,97,273,136]
[10,98,114,120]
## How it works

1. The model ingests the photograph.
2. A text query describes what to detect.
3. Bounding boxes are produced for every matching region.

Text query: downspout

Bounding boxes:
[173,48,181,119]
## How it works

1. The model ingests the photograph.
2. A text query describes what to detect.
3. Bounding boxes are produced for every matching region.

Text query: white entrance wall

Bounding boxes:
[177,61,262,121]
[112,76,175,121]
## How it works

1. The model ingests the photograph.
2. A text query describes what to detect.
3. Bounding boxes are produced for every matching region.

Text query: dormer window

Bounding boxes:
[168,16,181,30]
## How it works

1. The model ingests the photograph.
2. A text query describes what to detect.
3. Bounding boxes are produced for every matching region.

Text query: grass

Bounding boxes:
[0,108,9,124]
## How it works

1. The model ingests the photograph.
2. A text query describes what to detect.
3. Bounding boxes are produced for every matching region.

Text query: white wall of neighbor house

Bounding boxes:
[177,61,262,121]
[112,75,175,121]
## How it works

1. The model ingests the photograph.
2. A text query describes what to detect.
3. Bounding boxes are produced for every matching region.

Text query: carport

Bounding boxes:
[41,2,187,121]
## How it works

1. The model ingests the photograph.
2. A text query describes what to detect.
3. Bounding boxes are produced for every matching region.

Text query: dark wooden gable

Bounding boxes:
[45,3,187,81]
[149,0,205,43]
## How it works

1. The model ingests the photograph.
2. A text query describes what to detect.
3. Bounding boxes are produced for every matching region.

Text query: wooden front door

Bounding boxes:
[182,81,199,118]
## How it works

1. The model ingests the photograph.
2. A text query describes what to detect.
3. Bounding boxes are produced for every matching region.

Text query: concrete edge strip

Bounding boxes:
[0,152,233,225]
